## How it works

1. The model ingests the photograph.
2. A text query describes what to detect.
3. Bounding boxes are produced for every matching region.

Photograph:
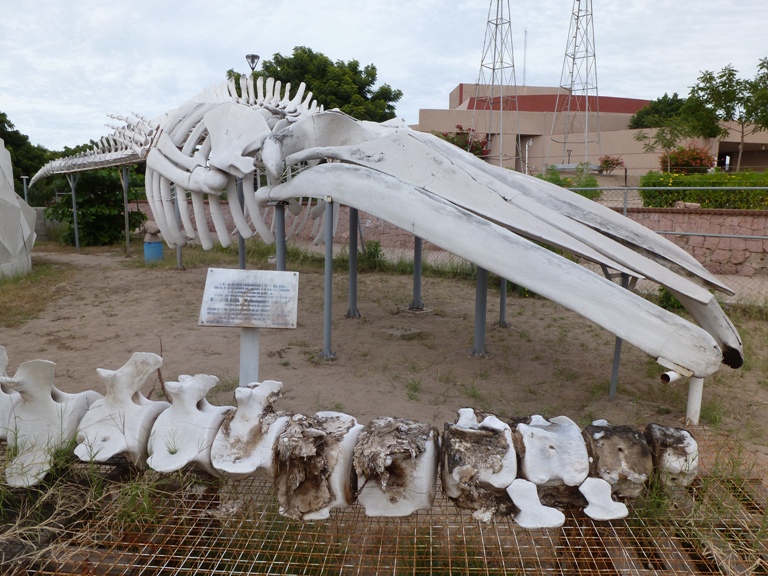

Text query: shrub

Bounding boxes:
[659,143,715,174]
[537,163,601,200]
[436,125,488,158]
[639,171,768,209]
[598,155,625,174]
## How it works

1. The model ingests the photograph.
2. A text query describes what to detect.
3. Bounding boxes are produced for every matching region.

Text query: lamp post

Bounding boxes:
[21,175,28,203]
[245,54,260,72]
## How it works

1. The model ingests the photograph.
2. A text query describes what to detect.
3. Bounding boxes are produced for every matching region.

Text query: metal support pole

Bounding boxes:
[321,198,336,359]
[275,203,287,272]
[120,166,131,257]
[173,188,183,270]
[21,176,28,204]
[236,178,246,270]
[609,273,630,399]
[472,266,488,356]
[623,188,628,217]
[686,377,704,425]
[410,236,424,310]
[66,174,80,250]
[498,277,508,328]
[346,207,360,318]
[239,328,260,386]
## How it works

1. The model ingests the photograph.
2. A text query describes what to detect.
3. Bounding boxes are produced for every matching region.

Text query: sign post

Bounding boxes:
[199,268,299,386]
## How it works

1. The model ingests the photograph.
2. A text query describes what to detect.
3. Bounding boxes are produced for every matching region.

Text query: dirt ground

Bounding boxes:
[4,244,768,472]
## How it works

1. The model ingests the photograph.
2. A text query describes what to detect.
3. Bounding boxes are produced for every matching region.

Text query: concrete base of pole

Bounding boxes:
[686,377,704,426]
[471,267,488,356]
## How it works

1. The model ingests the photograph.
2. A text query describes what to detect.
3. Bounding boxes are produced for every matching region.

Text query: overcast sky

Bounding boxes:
[1,1,766,152]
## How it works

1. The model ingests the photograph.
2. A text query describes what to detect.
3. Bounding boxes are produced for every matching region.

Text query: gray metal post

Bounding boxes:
[346,207,360,318]
[498,277,508,327]
[236,178,246,270]
[173,188,183,270]
[321,198,336,359]
[623,188,628,217]
[240,328,260,385]
[66,173,80,250]
[472,266,488,356]
[21,176,28,204]
[410,237,424,310]
[120,166,131,257]
[609,273,630,399]
[275,203,287,272]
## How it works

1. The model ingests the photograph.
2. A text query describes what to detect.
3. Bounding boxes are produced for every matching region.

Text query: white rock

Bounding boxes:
[75,352,168,466]
[507,479,565,529]
[579,477,629,521]
[210,380,289,479]
[147,374,232,475]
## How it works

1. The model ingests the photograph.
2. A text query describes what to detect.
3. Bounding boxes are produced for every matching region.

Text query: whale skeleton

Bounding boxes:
[30,77,743,381]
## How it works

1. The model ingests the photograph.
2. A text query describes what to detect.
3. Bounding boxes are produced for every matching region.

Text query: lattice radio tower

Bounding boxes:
[547,0,602,165]
[472,0,520,169]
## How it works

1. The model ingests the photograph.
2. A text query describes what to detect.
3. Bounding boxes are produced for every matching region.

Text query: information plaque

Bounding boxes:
[198,268,299,329]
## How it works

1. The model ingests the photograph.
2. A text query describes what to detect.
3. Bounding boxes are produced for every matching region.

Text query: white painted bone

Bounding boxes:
[579,477,629,521]
[354,417,439,517]
[75,352,168,466]
[442,408,518,521]
[146,374,232,475]
[273,411,363,521]
[644,423,699,487]
[0,345,19,441]
[582,421,653,498]
[210,380,290,479]
[507,478,565,529]
[1,359,98,486]
[516,415,589,487]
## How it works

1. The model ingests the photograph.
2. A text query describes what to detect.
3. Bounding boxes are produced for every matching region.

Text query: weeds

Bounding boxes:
[0,260,77,327]
[404,376,421,401]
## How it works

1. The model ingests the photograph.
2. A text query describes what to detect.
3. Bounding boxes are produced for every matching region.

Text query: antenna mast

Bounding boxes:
[472,0,520,169]
[547,0,601,166]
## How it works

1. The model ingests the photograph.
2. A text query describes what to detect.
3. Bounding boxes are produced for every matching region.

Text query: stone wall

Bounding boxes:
[627,208,768,276]
[136,202,768,277]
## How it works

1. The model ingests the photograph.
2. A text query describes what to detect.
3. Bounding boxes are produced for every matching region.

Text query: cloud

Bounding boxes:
[1,0,766,150]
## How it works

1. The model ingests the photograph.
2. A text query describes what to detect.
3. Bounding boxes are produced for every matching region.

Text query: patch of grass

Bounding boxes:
[0,260,77,327]
[459,381,485,402]
[404,377,422,401]
[436,369,456,385]
[700,397,724,427]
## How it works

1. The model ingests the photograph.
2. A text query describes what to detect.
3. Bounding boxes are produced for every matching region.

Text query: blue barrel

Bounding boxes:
[144,241,164,263]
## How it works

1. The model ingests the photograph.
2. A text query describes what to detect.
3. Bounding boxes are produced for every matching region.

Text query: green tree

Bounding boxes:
[0,112,55,205]
[634,122,697,173]
[688,58,768,170]
[45,167,146,246]
[228,46,403,122]
[629,93,687,129]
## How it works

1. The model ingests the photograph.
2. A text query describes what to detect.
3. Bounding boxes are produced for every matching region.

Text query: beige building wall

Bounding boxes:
[416,84,768,177]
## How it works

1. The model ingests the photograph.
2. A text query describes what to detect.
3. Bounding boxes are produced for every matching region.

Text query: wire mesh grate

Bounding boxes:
[2,432,766,575]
